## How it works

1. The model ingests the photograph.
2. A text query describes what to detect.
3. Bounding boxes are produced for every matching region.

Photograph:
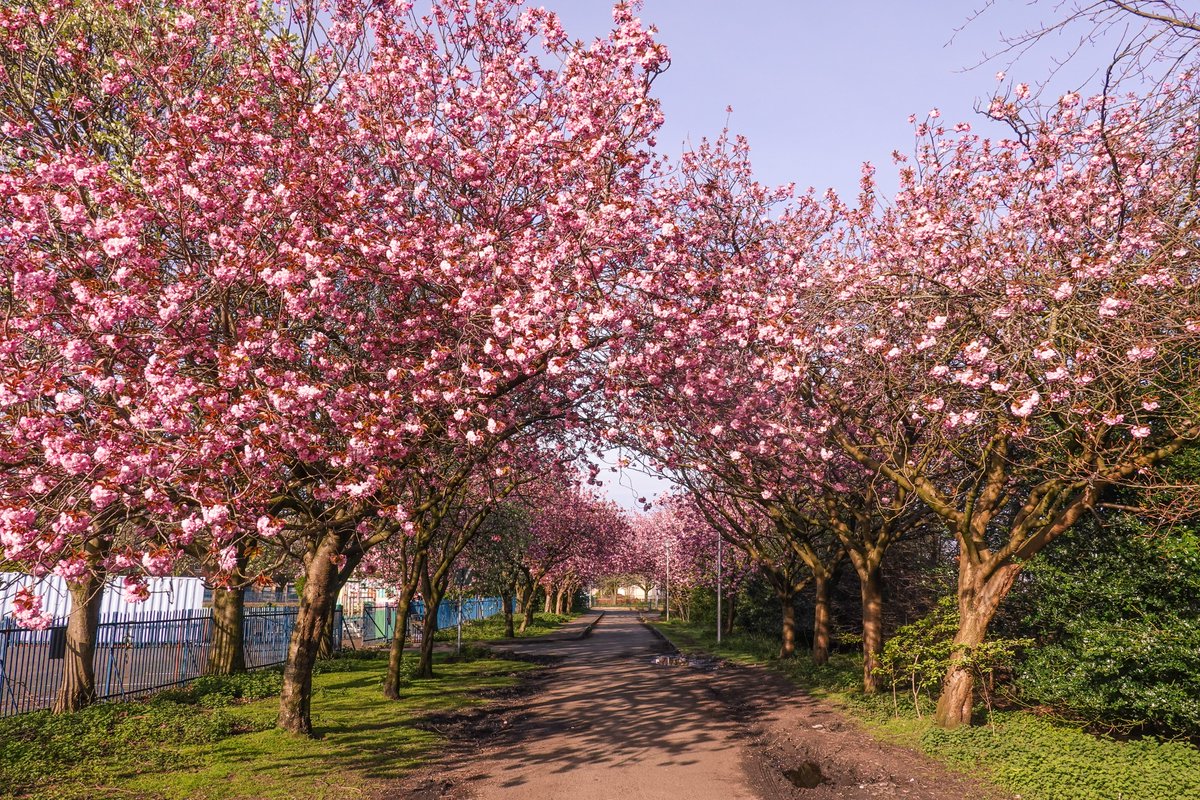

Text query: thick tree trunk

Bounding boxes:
[54,573,105,713]
[278,533,345,735]
[501,587,515,638]
[543,588,553,614]
[811,574,832,666]
[205,585,246,676]
[383,571,422,700]
[779,594,797,658]
[934,562,1021,728]
[859,564,884,693]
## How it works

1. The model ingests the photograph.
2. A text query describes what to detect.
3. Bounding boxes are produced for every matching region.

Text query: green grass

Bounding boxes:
[433,610,577,642]
[1,649,537,800]
[654,619,1200,800]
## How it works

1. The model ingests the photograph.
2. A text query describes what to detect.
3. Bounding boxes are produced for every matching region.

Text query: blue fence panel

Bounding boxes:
[358,596,512,646]
[0,606,344,717]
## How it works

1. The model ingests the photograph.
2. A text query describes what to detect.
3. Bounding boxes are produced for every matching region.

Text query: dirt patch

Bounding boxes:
[704,660,1014,800]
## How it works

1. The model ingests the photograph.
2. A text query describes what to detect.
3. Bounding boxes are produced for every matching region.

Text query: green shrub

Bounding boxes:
[1013,518,1200,735]
[875,596,1029,721]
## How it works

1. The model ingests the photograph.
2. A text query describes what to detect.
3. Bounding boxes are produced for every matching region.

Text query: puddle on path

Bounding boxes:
[782,762,826,789]
[652,654,689,666]
[650,654,721,670]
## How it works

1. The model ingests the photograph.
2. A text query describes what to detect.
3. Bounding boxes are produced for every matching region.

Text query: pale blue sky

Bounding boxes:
[546,1,1111,197]
[543,1,1120,510]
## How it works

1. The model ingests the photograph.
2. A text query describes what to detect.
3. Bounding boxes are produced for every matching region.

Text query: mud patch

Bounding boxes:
[782,762,825,789]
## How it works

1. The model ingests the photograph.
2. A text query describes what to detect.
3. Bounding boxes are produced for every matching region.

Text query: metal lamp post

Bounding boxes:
[716,532,722,644]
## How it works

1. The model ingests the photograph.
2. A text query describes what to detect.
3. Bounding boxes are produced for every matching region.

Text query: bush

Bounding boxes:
[1012,517,1200,735]
[874,596,1029,721]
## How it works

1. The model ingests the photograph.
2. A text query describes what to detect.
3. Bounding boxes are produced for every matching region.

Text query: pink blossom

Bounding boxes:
[1010,391,1041,419]
[11,587,53,630]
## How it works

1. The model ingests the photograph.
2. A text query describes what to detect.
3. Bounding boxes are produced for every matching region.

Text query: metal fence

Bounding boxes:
[360,596,510,645]
[0,607,343,717]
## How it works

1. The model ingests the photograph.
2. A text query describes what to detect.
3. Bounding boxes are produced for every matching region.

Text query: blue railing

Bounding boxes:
[360,596,510,644]
[0,607,342,717]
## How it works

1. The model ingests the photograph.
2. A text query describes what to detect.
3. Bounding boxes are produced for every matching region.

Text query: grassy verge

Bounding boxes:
[433,610,578,642]
[654,619,1200,800]
[1,648,537,800]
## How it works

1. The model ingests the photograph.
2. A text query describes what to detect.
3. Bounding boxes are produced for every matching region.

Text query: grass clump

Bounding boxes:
[1,648,535,800]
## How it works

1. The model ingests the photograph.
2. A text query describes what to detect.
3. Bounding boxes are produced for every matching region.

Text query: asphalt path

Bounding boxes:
[457,609,761,799]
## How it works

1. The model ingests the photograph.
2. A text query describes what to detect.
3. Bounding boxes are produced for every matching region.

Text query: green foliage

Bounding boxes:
[0,650,534,800]
[874,596,960,716]
[917,712,1200,800]
[1013,516,1200,735]
[874,597,1029,720]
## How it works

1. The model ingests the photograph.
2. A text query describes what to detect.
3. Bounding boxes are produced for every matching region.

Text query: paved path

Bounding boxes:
[454,609,761,799]
[397,610,1005,800]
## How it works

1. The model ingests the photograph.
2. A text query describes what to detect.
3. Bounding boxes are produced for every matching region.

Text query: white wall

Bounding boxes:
[0,572,207,622]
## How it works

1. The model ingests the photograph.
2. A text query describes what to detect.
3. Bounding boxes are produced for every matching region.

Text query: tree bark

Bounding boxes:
[779,593,797,658]
[382,568,422,700]
[416,601,440,678]
[543,587,553,614]
[54,572,105,713]
[555,586,569,615]
[724,591,736,636]
[416,568,444,679]
[205,585,246,676]
[859,563,884,693]
[501,587,515,638]
[316,552,363,661]
[811,574,832,666]
[277,532,345,735]
[934,561,1021,728]
[518,579,538,633]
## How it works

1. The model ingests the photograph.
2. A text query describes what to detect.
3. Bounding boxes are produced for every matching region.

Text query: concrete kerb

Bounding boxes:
[637,614,680,653]
[579,610,605,639]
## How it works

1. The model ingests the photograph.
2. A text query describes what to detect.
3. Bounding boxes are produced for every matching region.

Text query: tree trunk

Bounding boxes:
[543,588,553,614]
[318,552,364,661]
[205,585,246,676]
[779,593,797,659]
[383,570,422,700]
[417,599,440,679]
[859,563,884,693]
[54,572,104,713]
[811,574,832,666]
[934,561,1021,728]
[555,586,568,615]
[277,533,345,735]
[501,587,515,638]
[416,567,444,679]
[518,580,537,633]
[724,591,736,636]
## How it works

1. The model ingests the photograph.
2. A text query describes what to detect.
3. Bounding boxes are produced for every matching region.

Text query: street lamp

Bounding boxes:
[664,538,671,622]
[716,531,722,644]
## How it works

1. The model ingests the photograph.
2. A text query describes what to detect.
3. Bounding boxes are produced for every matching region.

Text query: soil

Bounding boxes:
[379,610,1013,800]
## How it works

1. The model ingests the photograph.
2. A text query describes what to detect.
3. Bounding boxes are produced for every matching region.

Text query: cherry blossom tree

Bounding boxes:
[786,87,1200,726]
